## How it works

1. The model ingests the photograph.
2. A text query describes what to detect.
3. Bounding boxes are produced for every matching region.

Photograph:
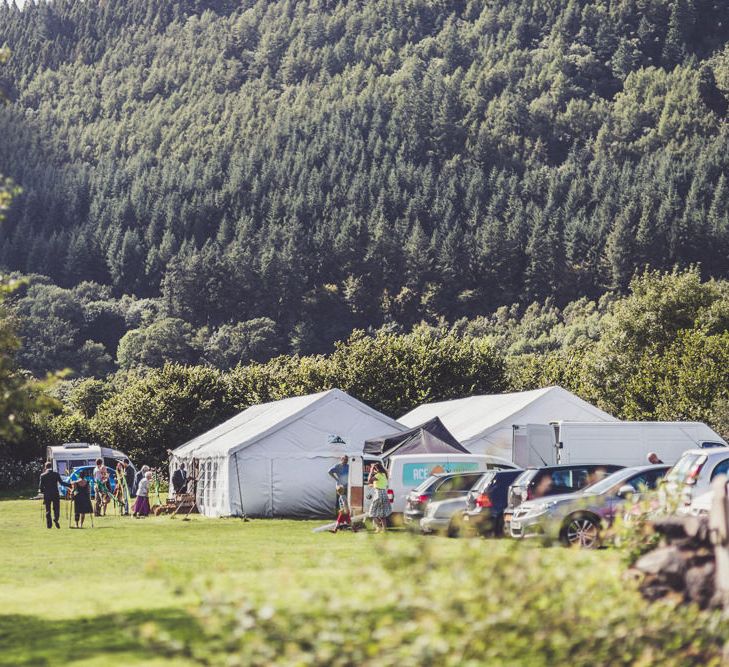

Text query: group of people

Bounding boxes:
[327,455,392,533]
[38,458,156,529]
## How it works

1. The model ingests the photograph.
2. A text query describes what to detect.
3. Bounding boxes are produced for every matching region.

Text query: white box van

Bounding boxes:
[512,422,726,468]
[385,453,515,513]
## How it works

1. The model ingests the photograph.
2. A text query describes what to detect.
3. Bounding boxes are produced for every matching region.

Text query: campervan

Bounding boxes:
[46,442,135,477]
[512,421,726,468]
[384,453,516,513]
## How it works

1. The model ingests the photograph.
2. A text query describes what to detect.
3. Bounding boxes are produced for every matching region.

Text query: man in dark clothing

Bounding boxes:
[172,463,188,496]
[38,461,70,529]
[123,459,136,498]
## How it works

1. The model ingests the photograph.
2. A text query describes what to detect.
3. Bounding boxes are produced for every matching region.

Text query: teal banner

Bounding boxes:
[402,461,479,485]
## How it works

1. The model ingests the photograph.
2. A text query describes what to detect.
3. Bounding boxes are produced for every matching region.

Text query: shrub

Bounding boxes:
[139,538,728,666]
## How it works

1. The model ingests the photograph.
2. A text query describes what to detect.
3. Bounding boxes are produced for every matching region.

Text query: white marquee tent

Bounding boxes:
[171,389,403,518]
[398,386,615,459]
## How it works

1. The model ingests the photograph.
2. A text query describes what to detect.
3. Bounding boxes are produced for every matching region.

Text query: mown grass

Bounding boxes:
[0,496,385,665]
[2,496,465,665]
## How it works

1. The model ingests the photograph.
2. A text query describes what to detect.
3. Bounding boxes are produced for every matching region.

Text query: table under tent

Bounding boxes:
[398,386,616,460]
[169,389,404,518]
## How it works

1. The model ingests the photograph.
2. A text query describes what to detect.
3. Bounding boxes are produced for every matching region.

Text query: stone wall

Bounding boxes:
[631,516,719,609]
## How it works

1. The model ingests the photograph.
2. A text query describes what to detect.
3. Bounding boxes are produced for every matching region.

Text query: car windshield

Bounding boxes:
[581,468,639,495]
[666,453,706,484]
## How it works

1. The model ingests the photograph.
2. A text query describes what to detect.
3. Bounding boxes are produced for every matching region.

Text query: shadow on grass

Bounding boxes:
[0,608,200,666]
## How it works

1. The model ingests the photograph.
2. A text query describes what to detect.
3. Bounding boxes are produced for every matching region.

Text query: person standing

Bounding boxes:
[93,458,109,516]
[367,463,392,533]
[134,465,150,496]
[38,462,70,529]
[71,475,93,528]
[328,456,349,513]
[172,463,188,496]
[647,452,664,464]
[329,485,355,533]
[116,460,131,515]
[123,459,136,499]
[133,471,153,517]
[328,456,350,489]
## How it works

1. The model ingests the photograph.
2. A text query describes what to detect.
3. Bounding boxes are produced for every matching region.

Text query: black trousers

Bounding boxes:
[44,497,60,528]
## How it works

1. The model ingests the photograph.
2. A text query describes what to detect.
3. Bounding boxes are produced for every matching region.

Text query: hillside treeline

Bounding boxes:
[10,269,729,469]
[0,0,728,361]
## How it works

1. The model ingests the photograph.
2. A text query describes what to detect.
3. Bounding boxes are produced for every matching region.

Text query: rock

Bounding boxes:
[653,517,692,539]
[639,576,674,602]
[634,546,686,578]
[685,562,716,609]
[653,516,711,548]
[634,516,722,609]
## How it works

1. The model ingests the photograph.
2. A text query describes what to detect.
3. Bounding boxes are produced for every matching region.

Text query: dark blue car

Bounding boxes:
[462,469,524,536]
[60,465,117,498]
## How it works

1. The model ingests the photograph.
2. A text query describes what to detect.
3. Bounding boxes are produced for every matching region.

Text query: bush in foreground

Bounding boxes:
[140,538,727,666]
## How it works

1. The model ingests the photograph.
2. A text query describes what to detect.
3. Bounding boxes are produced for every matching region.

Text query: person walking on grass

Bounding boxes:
[367,462,391,533]
[38,462,70,529]
[133,471,153,517]
[71,474,93,528]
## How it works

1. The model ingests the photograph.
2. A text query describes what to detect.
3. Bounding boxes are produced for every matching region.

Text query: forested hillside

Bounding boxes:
[1,0,728,372]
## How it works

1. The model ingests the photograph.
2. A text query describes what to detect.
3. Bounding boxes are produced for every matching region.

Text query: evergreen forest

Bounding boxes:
[1,0,728,376]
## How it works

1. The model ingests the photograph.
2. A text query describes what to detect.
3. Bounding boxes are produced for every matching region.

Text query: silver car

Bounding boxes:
[664,448,729,510]
[419,497,468,536]
[509,465,669,548]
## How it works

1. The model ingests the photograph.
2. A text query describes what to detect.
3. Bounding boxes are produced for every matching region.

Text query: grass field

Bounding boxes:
[2,495,398,666]
[2,495,471,666]
[3,494,709,666]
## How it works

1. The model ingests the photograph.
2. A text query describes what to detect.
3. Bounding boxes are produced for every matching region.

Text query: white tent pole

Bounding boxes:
[233,452,246,519]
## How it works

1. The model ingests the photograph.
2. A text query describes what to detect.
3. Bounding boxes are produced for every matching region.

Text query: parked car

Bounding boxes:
[503,464,624,534]
[461,469,524,536]
[387,453,514,513]
[678,487,714,517]
[404,471,484,524]
[420,497,471,536]
[510,465,670,547]
[60,465,117,498]
[663,448,729,510]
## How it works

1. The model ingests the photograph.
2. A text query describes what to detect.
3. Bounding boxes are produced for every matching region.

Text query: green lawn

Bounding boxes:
[1,494,684,666]
[3,495,459,666]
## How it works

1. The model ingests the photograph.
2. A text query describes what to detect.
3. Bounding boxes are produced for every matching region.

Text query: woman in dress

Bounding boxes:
[72,474,93,528]
[367,463,392,533]
[132,471,153,517]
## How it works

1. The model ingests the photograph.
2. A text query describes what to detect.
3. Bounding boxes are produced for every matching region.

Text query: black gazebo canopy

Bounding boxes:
[363,417,469,458]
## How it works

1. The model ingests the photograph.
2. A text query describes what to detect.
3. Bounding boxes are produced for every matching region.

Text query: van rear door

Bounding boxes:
[512,424,555,467]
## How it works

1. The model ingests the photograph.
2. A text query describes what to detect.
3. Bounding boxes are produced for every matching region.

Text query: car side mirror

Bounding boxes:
[617,484,635,498]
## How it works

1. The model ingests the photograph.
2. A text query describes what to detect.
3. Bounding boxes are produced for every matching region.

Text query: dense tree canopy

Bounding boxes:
[0,0,727,374]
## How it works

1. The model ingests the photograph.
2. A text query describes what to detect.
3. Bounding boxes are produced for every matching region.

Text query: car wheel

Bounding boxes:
[562,514,600,549]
